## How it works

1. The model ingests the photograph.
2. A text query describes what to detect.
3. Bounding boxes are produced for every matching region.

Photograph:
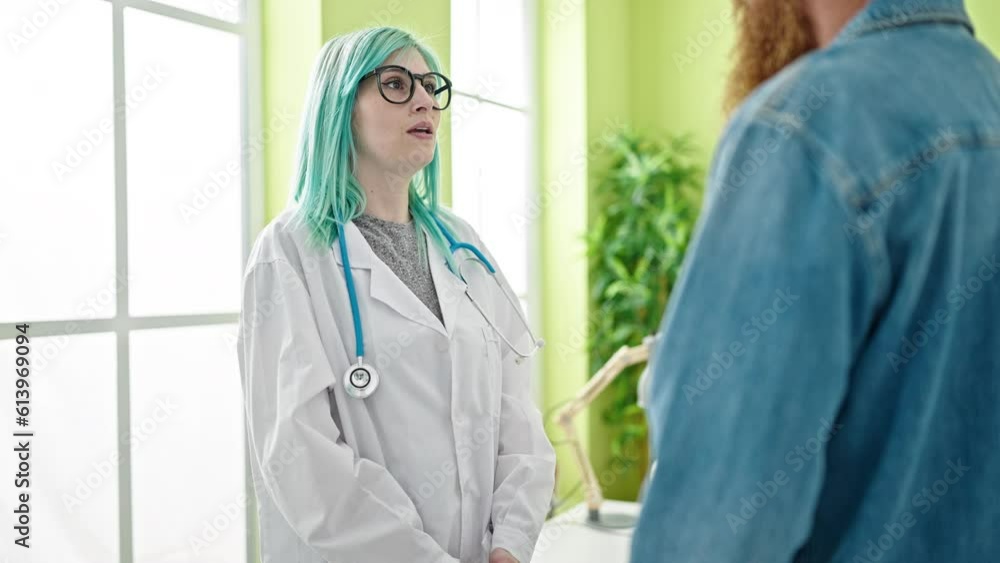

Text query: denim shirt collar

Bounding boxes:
[833,0,973,45]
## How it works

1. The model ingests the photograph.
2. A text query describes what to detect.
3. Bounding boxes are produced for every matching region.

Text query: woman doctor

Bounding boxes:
[236,27,556,563]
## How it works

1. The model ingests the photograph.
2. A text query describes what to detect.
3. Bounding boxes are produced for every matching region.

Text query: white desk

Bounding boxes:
[530,501,641,563]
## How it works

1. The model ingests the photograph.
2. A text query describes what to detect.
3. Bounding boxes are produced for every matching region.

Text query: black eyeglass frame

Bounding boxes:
[359,65,453,110]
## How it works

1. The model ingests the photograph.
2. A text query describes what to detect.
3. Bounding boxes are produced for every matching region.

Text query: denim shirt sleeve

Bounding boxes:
[631,115,878,563]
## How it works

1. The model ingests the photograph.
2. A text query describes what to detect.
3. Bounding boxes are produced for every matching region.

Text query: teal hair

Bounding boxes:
[289,26,458,270]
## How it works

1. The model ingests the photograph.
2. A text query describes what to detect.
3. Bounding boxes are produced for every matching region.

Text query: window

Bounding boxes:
[0,0,262,561]
[450,0,538,373]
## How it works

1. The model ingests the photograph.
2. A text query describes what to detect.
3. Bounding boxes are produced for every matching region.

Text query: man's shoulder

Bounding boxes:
[736,29,999,141]
[734,47,880,134]
[721,38,989,206]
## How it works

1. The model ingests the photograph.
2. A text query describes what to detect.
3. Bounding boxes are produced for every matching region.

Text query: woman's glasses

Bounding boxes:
[359,65,452,110]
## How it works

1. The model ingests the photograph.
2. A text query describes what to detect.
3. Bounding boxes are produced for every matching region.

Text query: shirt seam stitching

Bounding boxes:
[748,109,891,299]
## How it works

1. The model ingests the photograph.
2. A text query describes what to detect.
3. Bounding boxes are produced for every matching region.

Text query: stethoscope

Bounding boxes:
[337,215,544,399]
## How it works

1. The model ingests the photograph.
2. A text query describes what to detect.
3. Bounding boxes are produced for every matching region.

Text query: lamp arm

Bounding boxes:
[551,335,657,517]
[554,339,653,422]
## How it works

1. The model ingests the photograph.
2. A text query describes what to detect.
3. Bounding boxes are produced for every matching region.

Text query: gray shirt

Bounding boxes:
[353,213,443,323]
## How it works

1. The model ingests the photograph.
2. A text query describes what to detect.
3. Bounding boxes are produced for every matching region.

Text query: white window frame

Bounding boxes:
[450,0,542,401]
[0,0,264,560]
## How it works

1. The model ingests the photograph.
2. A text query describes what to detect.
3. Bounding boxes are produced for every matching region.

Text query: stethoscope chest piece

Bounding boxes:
[343,360,379,399]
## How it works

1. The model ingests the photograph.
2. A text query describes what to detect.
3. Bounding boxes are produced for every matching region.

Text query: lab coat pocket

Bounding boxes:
[481,327,503,417]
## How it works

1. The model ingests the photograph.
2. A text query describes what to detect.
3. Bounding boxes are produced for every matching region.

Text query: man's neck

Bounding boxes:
[804,0,870,47]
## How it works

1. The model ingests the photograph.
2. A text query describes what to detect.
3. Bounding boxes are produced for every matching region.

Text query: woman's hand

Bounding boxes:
[489,547,519,563]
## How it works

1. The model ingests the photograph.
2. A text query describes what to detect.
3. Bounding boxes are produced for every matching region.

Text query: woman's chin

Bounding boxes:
[395,149,435,173]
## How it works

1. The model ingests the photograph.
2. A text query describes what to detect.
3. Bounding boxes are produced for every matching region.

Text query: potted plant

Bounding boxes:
[585,128,703,500]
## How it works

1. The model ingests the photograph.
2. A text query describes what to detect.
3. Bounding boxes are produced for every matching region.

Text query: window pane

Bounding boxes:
[149,0,243,24]
[451,99,530,296]
[130,324,245,563]
[0,332,119,562]
[450,0,479,96]
[451,0,529,108]
[125,9,243,317]
[0,0,116,323]
[478,0,529,108]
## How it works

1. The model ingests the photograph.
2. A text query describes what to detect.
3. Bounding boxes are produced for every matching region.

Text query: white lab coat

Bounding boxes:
[236,207,556,563]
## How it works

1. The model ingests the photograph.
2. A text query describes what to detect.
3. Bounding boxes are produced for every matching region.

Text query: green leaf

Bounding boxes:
[586,128,704,483]
[607,257,630,281]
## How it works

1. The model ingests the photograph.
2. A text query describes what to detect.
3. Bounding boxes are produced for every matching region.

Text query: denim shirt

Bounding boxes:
[631,1,1000,562]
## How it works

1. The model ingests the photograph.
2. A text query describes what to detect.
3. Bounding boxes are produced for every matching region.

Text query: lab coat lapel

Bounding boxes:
[334,221,446,336]
[331,221,371,269]
[427,232,467,338]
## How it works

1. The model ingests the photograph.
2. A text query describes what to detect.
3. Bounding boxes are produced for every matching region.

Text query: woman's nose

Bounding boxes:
[412,86,435,111]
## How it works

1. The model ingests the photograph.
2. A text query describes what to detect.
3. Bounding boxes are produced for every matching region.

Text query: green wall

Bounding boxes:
[261,0,321,221]
[625,0,999,168]
[969,0,1000,56]
[536,0,591,506]
[629,1,734,167]
[580,0,645,504]
[533,0,733,505]
[571,0,738,503]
